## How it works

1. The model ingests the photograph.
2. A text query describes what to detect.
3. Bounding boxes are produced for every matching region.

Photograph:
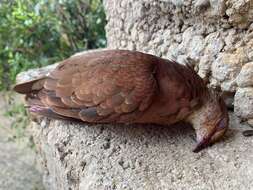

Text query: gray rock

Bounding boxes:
[197,55,213,79]
[204,32,225,55]
[225,0,253,29]
[234,88,253,119]
[248,119,253,127]
[236,62,253,87]
[194,0,210,12]
[209,0,226,16]
[211,52,245,92]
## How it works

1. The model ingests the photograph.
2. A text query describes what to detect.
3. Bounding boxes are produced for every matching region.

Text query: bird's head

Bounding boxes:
[188,91,229,152]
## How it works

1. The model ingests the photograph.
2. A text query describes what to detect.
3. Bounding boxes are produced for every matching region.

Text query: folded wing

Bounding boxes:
[41,50,157,123]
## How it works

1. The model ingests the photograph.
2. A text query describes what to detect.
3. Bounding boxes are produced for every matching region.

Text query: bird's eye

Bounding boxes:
[216,117,227,131]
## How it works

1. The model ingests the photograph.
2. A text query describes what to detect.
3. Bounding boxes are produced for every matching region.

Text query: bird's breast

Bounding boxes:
[133,95,193,125]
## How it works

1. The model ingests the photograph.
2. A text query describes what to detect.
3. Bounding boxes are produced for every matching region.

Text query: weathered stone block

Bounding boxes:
[236,62,253,88]
[234,88,253,120]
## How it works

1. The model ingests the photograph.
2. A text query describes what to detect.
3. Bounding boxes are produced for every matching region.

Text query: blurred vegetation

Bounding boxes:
[0,0,106,90]
[3,92,29,141]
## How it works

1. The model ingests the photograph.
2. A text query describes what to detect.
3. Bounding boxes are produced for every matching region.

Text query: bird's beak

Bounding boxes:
[192,128,216,153]
[193,136,212,153]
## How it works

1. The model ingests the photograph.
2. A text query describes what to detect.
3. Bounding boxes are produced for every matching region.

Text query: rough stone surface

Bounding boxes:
[234,88,253,120]
[104,0,253,123]
[248,119,253,126]
[32,113,253,190]
[236,62,253,87]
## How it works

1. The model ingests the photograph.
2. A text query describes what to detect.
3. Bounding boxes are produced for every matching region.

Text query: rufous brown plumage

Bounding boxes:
[14,50,229,152]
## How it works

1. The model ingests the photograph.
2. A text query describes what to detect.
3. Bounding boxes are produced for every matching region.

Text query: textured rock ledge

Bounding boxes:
[104,0,253,124]
[31,113,253,190]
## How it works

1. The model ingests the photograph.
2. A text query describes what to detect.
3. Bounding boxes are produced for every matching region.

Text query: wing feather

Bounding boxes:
[42,50,157,122]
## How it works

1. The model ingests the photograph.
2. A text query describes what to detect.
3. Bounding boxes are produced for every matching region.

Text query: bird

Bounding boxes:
[14,49,229,152]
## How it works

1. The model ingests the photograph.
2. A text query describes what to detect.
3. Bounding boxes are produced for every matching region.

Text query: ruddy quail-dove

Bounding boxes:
[14,50,229,152]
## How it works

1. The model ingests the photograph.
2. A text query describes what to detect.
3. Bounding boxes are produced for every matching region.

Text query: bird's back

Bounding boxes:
[14,50,207,125]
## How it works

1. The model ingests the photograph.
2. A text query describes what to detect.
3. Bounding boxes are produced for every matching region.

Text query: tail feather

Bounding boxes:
[28,105,67,120]
[26,95,78,121]
[14,78,80,122]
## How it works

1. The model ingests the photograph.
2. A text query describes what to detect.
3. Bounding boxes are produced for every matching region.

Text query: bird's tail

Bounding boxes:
[14,77,69,120]
[26,90,69,120]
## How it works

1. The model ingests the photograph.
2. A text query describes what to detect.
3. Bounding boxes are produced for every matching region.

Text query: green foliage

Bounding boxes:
[2,92,29,142]
[55,0,107,50]
[5,102,29,140]
[0,0,106,90]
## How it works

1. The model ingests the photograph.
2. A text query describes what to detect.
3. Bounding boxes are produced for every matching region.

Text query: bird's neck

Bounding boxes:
[186,89,220,130]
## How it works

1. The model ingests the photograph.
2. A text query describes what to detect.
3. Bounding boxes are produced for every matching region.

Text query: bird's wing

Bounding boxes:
[42,50,157,122]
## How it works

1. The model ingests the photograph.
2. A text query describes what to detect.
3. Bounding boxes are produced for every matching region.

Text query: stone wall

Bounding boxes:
[104,0,253,125]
